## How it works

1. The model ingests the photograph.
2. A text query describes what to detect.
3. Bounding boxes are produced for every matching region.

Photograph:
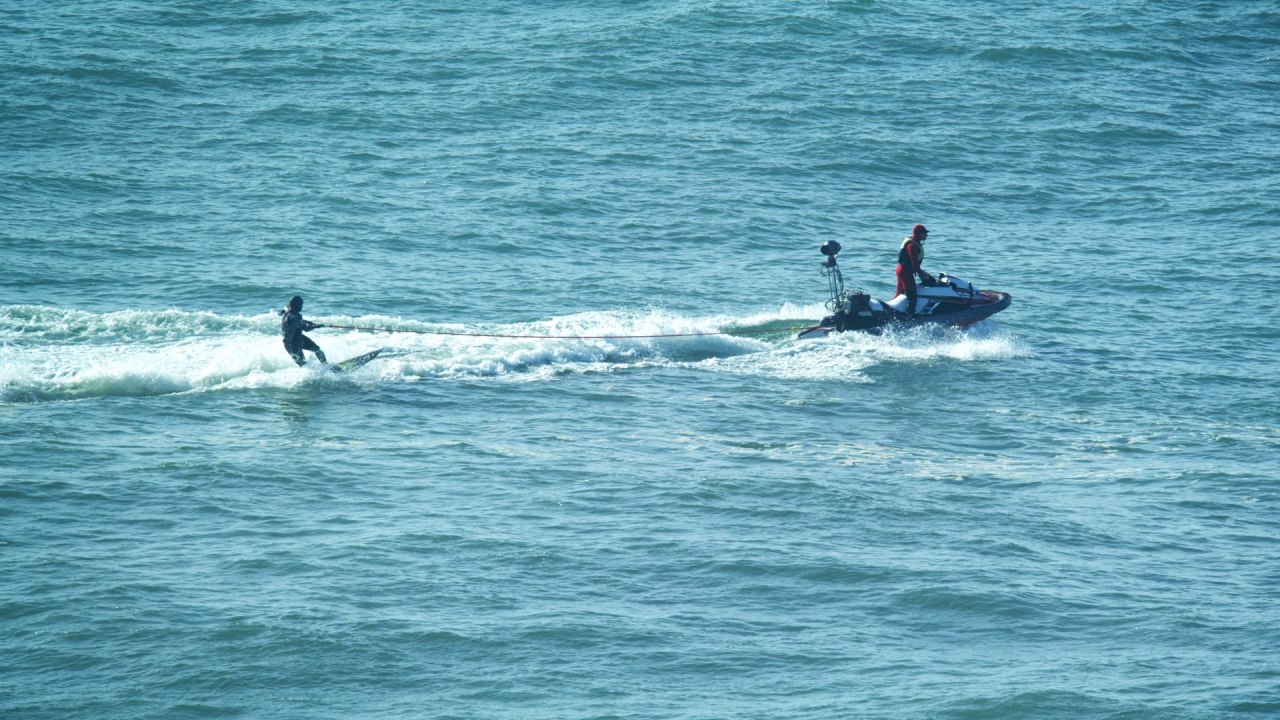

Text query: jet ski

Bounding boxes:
[797,240,1011,339]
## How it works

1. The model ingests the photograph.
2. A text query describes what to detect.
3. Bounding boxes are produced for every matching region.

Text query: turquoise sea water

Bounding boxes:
[3,2,1278,718]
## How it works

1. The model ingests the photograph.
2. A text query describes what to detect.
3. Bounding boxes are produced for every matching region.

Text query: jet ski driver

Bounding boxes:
[280,295,328,367]
[896,224,937,317]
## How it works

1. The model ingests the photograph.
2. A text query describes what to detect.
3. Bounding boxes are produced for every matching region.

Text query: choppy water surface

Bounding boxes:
[3,2,1278,718]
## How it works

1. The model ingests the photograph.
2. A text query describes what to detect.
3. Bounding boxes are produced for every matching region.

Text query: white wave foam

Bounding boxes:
[330,307,778,381]
[0,335,310,402]
[0,304,256,343]
[693,322,1028,383]
[0,304,1024,401]
[837,323,1032,363]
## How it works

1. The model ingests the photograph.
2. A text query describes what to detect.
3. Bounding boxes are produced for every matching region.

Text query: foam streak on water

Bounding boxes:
[3,305,1030,401]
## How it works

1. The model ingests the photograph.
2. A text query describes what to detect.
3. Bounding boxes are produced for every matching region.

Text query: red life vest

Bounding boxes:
[897,238,923,272]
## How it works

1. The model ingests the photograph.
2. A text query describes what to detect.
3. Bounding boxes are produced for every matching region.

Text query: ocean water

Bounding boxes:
[2,1,1278,718]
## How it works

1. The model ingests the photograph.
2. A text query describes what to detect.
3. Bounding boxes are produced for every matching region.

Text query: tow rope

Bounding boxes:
[317,324,806,340]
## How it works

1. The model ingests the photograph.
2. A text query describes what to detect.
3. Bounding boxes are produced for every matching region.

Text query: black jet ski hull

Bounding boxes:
[798,290,1011,339]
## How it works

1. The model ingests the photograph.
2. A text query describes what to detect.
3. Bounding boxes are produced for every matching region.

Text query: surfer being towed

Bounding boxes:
[280,295,328,367]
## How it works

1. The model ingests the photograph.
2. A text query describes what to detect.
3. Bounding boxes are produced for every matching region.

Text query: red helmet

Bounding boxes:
[912,224,928,240]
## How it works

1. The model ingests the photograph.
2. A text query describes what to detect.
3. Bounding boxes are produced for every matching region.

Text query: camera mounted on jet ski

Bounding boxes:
[819,240,842,266]
[817,240,850,314]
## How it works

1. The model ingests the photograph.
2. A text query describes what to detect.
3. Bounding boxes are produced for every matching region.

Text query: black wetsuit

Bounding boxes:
[281,310,327,366]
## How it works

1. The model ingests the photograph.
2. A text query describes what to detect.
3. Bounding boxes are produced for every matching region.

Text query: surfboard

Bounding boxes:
[331,348,383,373]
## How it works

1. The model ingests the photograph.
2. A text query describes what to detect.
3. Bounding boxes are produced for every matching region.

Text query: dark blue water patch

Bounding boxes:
[5,1,1280,718]
[940,690,1173,720]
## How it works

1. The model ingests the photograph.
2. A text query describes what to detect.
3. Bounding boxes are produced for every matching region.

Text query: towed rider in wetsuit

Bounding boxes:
[280,295,328,367]
[896,224,937,317]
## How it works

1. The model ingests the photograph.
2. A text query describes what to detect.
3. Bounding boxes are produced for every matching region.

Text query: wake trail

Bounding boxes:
[0,304,1022,402]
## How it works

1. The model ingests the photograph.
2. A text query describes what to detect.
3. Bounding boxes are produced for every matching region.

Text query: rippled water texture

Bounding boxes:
[2,2,1278,718]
